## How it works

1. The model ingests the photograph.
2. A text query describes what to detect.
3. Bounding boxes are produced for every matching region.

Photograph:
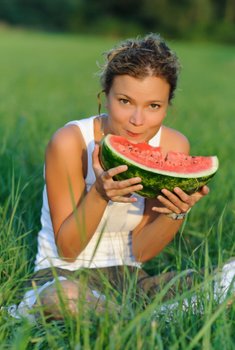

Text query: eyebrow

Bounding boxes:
[115,93,165,103]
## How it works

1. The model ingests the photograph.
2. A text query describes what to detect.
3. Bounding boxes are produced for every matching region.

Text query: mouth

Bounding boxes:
[126,130,142,138]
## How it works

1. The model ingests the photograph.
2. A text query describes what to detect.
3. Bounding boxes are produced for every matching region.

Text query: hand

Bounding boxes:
[92,144,143,203]
[152,185,210,214]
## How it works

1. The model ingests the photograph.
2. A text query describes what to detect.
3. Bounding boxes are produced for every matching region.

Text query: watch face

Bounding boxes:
[167,212,187,220]
[176,213,186,220]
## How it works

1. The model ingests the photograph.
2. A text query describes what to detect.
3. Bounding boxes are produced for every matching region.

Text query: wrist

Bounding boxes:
[166,208,191,220]
[93,183,109,203]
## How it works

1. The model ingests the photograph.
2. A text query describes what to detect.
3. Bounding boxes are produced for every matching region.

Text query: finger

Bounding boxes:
[92,144,100,162]
[106,183,143,198]
[152,206,174,214]
[157,194,183,213]
[172,187,191,204]
[160,189,190,212]
[183,185,210,204]
[110,176,142,189]
[110,195,138,203]
[102,165,128,179]
[198,185,210,196]
[92,144,103,172]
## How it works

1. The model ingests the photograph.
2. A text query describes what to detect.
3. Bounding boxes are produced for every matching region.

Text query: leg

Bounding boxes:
[134,268,205,318]
[16,267,122,321]
[36,279,107,320]
[137,269,199,301]
[137,260,235,315]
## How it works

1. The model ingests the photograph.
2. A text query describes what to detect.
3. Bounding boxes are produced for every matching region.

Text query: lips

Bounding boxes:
[126,130,142,138]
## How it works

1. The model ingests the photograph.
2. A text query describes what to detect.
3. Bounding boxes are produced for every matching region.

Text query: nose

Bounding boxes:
[129,108,144,126]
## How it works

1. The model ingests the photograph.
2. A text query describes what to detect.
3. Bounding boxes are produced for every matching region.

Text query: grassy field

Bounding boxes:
[0,28,235,349]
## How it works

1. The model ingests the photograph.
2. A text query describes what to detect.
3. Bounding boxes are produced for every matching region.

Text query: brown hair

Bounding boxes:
[99,33,181,102]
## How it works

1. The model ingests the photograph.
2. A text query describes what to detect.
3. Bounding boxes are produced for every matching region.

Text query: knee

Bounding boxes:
[59,280,79,300]
[36,279,109,319]
[40,280,78,302]
[38,280,79,319]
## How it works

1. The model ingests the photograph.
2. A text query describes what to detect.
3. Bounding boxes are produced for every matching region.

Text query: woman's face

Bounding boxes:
[105,75,170,143]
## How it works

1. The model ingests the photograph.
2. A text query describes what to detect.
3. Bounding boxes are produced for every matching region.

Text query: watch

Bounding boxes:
[166,209,191,220]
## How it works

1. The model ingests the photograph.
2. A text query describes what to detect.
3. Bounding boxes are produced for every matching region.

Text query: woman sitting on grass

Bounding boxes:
[15,33,234,320]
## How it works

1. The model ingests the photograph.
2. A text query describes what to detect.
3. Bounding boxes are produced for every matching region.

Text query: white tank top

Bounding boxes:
[34,116,162,271]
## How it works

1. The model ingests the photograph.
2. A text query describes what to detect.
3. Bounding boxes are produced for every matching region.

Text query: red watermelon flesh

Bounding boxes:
[100,134,219,198]
[109,136,217,177]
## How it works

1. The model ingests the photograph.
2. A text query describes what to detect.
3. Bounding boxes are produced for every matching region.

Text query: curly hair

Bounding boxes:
[99,33,181,102]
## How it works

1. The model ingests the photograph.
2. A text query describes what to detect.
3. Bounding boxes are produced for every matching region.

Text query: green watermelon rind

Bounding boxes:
[100,136,218,199]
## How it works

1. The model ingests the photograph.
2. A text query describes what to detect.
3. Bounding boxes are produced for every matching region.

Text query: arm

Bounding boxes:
[132,186,209,262]
[132,127,209,262]
[45,125,143,262]
[45,126,107,261]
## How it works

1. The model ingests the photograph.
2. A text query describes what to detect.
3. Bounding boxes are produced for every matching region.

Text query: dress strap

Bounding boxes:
[65,116,96,184]
[148,126,162,147]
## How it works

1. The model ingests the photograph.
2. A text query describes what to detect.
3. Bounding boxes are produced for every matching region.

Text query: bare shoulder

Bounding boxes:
[45,124,87,176]
[46,124,85,156]
[161,126,190,154]
[45,125,87,236]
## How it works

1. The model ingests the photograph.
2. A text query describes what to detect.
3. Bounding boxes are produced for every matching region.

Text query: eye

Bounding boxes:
[149,103,160,110]
[119,98,130,105]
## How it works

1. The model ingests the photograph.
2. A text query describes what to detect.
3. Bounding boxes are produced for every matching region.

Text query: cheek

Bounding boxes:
[107,101,124,118]
[105,98,117,113]
[158,108,168,120]
[146,114,166,130]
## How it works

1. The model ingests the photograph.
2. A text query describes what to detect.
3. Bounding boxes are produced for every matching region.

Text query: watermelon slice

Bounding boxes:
[100,134,219,199]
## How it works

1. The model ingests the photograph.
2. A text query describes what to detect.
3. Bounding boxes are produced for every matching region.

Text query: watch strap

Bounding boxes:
[166,208,191,220]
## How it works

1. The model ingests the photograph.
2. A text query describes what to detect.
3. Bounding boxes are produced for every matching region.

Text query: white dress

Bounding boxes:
[34,115,162,271]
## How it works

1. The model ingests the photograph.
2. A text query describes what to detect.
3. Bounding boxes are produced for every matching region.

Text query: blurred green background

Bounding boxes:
[0,4,235,348]
[0,0,234,43]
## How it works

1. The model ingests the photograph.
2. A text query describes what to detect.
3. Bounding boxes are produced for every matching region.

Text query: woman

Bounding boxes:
[15,33,232,321]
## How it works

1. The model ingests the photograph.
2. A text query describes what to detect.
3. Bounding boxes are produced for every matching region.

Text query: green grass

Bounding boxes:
[0,28,235,349]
